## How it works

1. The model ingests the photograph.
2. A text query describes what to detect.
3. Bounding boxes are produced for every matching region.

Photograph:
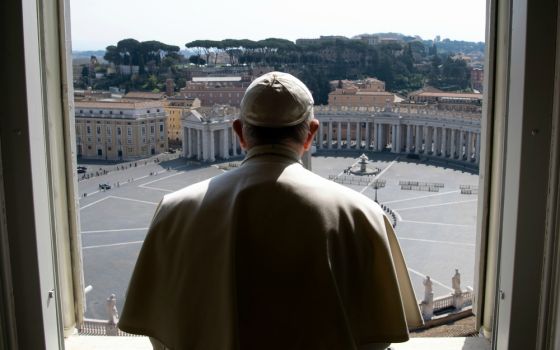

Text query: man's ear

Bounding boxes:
[303,119,319,151]
[233,119,248,150]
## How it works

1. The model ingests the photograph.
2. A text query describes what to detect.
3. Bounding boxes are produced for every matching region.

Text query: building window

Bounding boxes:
[117,127,122,136]
[127,127,132,136]
[86,126,91,134]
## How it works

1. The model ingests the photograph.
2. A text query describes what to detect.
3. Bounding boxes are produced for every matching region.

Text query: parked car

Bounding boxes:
[98,183,111,190]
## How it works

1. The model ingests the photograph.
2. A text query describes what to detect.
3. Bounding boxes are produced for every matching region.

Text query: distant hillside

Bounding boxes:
[353,33,484,55]
[72,50,106,62]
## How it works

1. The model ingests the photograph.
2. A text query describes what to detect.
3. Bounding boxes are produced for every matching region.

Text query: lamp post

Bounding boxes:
[371,179,386,203]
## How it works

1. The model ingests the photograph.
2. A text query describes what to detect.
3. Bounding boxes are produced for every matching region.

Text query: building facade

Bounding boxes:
[181,106,241,162]
[328,78,398,108]
[75,100,168,160]
[180,76,250,106]
[164,96,201,144]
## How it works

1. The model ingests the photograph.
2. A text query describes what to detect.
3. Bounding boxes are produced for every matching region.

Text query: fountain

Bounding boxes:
[349,154,381,176]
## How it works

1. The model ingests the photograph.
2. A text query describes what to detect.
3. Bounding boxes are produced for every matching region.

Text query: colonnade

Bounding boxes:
[180,108,482,166]
[315,115,481,164]
[182,124,240,162]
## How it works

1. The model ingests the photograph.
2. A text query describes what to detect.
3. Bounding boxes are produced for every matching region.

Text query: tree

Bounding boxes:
[188,55,205,65]
[117,38,140,66]
[104,45,122,65]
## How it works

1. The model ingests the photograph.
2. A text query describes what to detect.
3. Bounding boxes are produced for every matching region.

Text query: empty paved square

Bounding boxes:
[79,153,478,319]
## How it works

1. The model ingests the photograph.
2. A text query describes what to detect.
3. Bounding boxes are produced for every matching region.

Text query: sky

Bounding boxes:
[70,0,486,51]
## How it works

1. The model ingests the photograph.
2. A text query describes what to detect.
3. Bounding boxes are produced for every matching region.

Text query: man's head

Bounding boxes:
[233,72,319,154]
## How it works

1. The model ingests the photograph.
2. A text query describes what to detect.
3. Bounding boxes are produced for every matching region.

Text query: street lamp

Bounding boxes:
[371,179,386,203]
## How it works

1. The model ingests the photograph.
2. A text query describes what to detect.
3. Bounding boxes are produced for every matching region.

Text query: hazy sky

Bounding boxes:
[70,0,486,51]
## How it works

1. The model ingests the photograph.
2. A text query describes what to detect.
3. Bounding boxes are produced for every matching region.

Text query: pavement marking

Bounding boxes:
[400,219,475,228]
[382,190,462,205]
[108,195,159,205]
[138,171,185,192]
[407,268,454,292]
[139,185,174,192]
[393,199,478,212]
[82,240,144,250]
[334,159,361,178]
[360,156,399,194]
[398,237,475,247]
[81,227,149,234]
[79,196,110,210]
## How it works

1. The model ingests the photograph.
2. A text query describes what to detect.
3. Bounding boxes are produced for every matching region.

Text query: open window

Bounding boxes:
[1,0,560,349]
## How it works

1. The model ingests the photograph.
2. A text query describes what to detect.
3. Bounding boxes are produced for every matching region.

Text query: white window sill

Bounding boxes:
[65,336,491,350]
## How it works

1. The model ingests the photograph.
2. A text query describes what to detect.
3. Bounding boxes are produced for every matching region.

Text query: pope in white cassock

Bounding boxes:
[119,72,423,350]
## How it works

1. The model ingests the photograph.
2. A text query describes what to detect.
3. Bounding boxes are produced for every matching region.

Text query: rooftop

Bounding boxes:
[412,92,483,99]
[192,77,242,82]
[124,91,165,100]
[75,100,164,110]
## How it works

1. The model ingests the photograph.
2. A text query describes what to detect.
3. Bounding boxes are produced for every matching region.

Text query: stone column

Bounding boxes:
[345,122,350,148]
[450,129,456,158]
[185,127,191,158]
[395,124,402,153]
[208,129,215,162]
[197,129,202,160]
[415,125,421,154]
[442,128,447,157]
[328,121,333,149]
[337,122,342,148]
[318,121,324,149]
[406,124,412,153]
[356,121,361,149]
[428,126,434,154]
[435,127,442,156]
[223,127,229,159]
[373,123,378,150]
[466,131,472,161]
[459,130,465,159]
[391,125,397,153]
[365,121,370,149]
